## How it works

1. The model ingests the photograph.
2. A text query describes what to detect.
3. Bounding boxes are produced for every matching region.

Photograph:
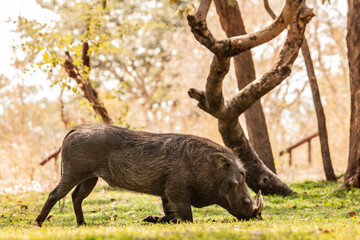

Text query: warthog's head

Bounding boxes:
[211,152,263,220]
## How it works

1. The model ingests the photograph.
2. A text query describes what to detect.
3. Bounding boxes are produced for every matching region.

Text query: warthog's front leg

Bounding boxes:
[143,198,193,223]
[143,191,193,224]
[142,197,174,223]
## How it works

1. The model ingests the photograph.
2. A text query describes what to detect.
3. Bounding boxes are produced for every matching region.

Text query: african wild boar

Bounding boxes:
[36,124,263,226]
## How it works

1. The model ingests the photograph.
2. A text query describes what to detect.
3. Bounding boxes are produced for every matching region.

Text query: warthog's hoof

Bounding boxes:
[143,216,160,223]
[77,221,87,227]
[36,220,43,227]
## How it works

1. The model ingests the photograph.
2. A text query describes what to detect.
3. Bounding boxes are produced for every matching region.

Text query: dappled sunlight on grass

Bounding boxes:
[1,181,360,239]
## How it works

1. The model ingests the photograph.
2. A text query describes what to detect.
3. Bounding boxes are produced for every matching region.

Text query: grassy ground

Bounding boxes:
[0,181,360,239]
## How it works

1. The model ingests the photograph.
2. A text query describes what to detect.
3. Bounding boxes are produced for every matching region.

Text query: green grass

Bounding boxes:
[1,181,360,239]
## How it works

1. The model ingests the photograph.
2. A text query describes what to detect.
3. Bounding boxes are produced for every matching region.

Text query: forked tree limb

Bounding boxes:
[226,7,314,118]
[189,5,314,122]
[188,56,230,119]
[188,0,313,195]
[188,0,303,57]
[213,0,277,173]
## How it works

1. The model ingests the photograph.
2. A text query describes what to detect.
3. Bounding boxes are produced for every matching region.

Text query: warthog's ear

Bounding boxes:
[211,153,231,169]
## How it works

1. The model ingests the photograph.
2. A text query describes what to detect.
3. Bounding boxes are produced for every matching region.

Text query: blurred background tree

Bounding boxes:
[0,0,350,192]
[15,0,186,125]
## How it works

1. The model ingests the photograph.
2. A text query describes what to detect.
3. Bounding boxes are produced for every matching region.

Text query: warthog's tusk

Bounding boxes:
[255,190,264,219]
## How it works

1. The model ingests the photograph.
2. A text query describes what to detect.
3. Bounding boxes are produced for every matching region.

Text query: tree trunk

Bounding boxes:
[301,39,337,181]
[187,0,314,195]
[344,0,360,187]
[214,0,276,173]
[218,119,292,195]
[263,0,336,181]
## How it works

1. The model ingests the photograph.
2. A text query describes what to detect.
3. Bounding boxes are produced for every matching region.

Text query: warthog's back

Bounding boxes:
[61,124,231,196]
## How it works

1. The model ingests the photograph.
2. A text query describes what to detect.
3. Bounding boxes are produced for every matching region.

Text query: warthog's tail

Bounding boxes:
[61,128,77,177]
[61,129,74,176]
[58,128,76,210]
[63,128,76,143]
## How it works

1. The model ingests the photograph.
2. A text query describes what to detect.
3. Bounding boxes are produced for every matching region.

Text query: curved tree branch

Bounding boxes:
[226,6,314,118]
[189,6,314,121]
[213,0,277,173]
[188,0,303,57]
[188,0,314,195]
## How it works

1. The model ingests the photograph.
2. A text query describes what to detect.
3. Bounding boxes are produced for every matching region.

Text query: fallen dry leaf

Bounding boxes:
[20,204,28,210]
[348,212,357,217]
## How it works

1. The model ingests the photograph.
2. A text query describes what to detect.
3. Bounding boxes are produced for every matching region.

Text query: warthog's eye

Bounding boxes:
[224,162,231,168]
[239,171,246,182]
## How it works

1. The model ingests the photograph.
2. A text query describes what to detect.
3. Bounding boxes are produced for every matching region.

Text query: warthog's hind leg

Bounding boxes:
[36,177,80,227]
[71,177,98,226]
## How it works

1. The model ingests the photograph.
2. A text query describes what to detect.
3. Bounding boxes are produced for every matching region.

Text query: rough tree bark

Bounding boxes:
[213,0,276,174]
[343,0,360,187]
[187,0,314,195]
[263,0,336,181]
